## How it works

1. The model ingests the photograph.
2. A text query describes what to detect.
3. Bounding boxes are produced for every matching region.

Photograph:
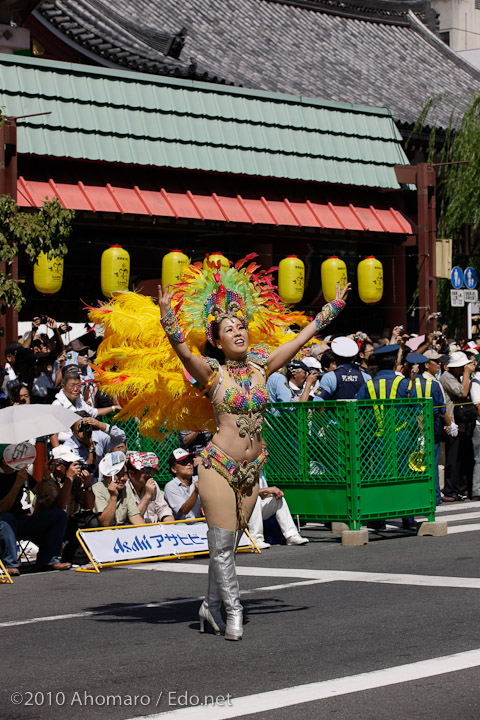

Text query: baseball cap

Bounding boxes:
[302,357,321,370]
[3,442,36,470]
[447,351,470,368]
[127,451,159,470]
[424,349,443,361]
[108,430,126,451]
[5,342,22,357]
[99,451,126,478]
[168,448,195,466]
[286,360,309,372]
[62,364,81,377]
[50,445,82,464]
[70,339,95,357]
[331,337,359,358]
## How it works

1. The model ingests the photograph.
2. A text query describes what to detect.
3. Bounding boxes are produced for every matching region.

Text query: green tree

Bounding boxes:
[410,93,480,337]
[0,113,75,331]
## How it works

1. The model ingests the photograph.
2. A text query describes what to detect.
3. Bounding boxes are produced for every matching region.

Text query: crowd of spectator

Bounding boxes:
[1,312,480,576]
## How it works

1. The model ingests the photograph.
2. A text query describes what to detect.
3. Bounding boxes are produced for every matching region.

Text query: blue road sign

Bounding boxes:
[451,267,464,289]
[464,267,477,290]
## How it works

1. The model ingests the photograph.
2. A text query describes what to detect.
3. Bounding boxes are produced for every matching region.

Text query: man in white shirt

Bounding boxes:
[248,443,308,549]
[164,448,201,521]
[248,473,309,548]
[52,368,120,443]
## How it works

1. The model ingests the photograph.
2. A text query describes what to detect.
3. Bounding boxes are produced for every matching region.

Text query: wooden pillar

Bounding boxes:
[395,163,437,334]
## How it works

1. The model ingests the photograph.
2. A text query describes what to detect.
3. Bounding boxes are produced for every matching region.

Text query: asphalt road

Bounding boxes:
[1,500,480,720]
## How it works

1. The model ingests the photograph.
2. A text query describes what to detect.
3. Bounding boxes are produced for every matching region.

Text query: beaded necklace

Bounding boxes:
[226,357,252,392]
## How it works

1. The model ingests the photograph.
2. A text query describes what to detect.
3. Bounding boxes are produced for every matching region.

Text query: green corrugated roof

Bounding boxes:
[0,53,409,189]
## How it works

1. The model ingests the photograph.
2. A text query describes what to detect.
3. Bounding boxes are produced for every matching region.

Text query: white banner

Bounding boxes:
[78,521,253,565]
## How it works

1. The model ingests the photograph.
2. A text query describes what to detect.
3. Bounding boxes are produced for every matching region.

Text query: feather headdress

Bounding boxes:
[88,254,309,439]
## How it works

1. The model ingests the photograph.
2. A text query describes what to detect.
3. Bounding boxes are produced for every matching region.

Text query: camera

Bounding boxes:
[433,312,442,319]
[60,323,72,333]
[39,315,48,324]
[78,421,93,434]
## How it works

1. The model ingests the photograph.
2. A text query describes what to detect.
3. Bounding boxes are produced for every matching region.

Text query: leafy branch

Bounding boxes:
[0,194,75,311]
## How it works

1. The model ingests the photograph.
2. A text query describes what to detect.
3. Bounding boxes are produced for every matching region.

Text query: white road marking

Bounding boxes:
[429,511,480,522]
[447,523,480,534]
[130,563,480,589]
[129,648,480,720]
[0,579,326,629]
[435,501,480,513]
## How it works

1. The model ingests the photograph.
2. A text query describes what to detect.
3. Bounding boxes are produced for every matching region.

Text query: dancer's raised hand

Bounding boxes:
[336,281,351,302]
[158,284,174,317]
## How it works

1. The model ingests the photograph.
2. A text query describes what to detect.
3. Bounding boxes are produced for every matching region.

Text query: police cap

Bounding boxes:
[373,344,400,358]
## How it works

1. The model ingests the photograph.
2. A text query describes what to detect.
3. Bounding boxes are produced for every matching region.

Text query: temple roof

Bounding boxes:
[0,52,409,189]
[29,0,480,129]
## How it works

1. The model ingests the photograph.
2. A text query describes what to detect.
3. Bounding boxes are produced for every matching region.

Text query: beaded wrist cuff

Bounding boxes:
[314,299,346,331]
[160,308,185,343]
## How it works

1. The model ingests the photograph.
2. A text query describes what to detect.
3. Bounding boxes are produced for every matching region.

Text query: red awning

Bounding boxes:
[17,177,413,234]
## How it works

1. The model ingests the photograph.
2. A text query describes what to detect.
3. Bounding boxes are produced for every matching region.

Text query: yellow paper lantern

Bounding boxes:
[162,249,190,290]
[321,256,348,302]
[33,251,64,295]
[203,253,230,272]
[101,245,130,298]
[357,256,383,304]
[278,255,305,304]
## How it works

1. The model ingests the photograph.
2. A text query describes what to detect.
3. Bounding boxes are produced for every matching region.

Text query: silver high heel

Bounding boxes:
[198,601,224,635]
[208,526,243,641]
[198,563,226,635]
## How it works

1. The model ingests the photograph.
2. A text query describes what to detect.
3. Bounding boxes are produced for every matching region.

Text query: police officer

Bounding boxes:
[413,349,453,505]
[356,344,417,530]
[314,337,370,401]
[355,344,415,401]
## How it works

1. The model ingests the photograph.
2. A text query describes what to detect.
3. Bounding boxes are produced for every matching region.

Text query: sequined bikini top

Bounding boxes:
[215,383,269,416]
[206,344,271,439]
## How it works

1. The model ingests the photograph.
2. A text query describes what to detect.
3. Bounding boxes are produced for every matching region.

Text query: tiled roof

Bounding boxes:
[31,0,480,128]
[17,176,414,233]
[0,53,408,188]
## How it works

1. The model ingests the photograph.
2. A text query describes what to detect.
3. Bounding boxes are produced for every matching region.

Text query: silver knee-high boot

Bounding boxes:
[207,525,243,641]
[198,561,226,636]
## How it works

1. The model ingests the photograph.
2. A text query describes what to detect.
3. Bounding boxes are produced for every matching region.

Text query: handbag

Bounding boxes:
[453,399,478,424]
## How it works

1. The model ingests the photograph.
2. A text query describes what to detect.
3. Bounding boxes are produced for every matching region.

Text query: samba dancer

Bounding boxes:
[89,256,349,641]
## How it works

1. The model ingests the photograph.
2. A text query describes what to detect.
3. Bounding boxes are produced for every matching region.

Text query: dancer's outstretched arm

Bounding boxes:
[267,282,351,375]
[158,284,214,387]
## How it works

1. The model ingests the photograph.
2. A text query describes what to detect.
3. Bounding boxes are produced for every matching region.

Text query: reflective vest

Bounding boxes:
[415,377,432,399]
[366,375,403,400]
[366,376,407,434]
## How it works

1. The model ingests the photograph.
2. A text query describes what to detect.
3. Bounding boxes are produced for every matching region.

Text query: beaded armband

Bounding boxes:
[314,299,346,331]
[247,344,271,368]
[160,308,185,343]
[198,357,220,395]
